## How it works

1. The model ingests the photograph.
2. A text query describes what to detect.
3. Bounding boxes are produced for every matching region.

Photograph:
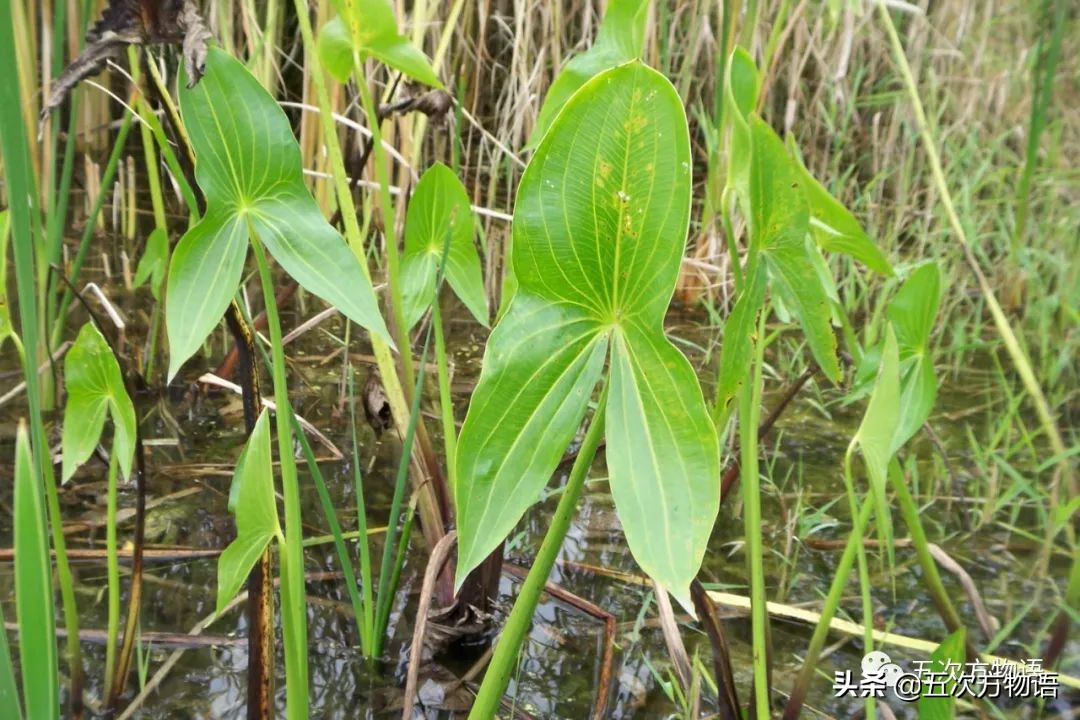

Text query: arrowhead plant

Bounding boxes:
[455,61,720,607]
[165,47,391,382]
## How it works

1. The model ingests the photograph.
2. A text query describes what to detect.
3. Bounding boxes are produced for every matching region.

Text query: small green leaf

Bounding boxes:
[787,139,892,276]
[888,262,942,453]
[917,627,966,720]
[316,15,352,82]
[14,421,57,720]
[217,409,280,613]
[714,260,766,413]
[723,47,759,220]
[749,116,841,382]
[849,326,900,558]
[889,262,941,355]
[133,227,169,300]
[63,322,137,482]
[401,163,488,328]
[319,0,442,88]
[168,48,390,380]
[527,0,649,148]
[456,62,720,600]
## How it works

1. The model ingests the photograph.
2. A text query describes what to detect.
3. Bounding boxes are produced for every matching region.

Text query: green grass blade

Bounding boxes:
[0,594,23,720]
[0,5,82,709]
[14,422,58,719]
[290,407,370,654]
[347,371,376,654]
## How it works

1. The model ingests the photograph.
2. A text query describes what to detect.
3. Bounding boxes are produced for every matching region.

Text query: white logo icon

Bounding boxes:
[861,651,904,688]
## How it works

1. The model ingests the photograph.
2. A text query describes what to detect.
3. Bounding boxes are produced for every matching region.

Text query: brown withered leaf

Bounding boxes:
[44,0,212,117]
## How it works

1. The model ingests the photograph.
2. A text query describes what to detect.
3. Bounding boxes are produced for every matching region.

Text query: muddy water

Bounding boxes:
[0,285,1075,718]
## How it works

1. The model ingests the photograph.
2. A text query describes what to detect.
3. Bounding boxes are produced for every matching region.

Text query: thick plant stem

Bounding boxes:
[354,57,455,532]
[841,451,875,720]
[290,0,448,559]
[889,465,967,639]
[740,311,770,719]
[469,385,609,719]
[781,496,875,720]
[251,235,308,720]
[224,302,273,720]
[353,62,417,398]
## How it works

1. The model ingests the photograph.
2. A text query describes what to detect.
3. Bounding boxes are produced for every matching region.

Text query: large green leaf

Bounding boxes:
[454,296,608,582]
[888,262,941,453]
[317,0,441,87]
[526,0,650,148]
[217,409,280,613]
[14,422,57,720]
[401,163,488,328]
[455,62,719,602]
[62,322,137,482]
[167,47,390,380]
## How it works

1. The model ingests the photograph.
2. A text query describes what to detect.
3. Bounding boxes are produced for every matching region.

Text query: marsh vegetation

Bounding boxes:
[0,0,1077,718]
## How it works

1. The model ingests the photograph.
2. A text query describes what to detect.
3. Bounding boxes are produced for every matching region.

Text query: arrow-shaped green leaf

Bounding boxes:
[848,325,900,560]
[62,322,137,482]
[133,227,168,301]
[751,116,842,383]
[888,262,941,453]
[715,114,841,412]
[167,48,391,380]
[318,0,441,87]
[401,162,488,329]
[455,62,719,603]
[217,409,280,613]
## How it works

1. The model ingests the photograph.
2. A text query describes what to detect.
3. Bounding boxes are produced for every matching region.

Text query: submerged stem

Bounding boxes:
[782,495,875,720]
[104,449,120,698]
[250,233,308,720]
[469,384,609,719]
